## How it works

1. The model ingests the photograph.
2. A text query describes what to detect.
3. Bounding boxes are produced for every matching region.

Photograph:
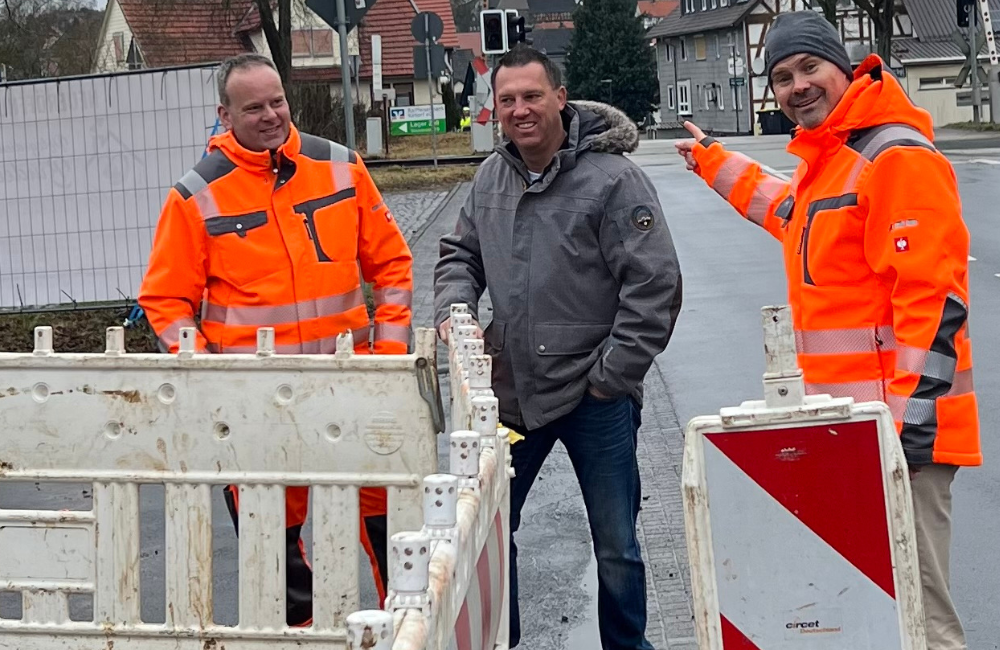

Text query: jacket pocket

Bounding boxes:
[205,212,268,237]
[800,193,861,286]
[296,189,358,263]
[534,323,611,356]
[205,211,285,288]
[484,320,506,353]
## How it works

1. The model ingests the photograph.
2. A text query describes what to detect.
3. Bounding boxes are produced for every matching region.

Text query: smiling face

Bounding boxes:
[770,54,852,130]
[493,61,567,165]
[218,64,291,152]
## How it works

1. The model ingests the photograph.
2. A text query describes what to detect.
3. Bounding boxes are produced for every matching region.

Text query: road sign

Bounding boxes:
[682,306,924,649]
[413,43,446,80]
[471,56,494,125]
[411,11,444,42]
[306,0,376,30]
[389,104,446,136]
[729,77,745,87]
[727,55,745,76]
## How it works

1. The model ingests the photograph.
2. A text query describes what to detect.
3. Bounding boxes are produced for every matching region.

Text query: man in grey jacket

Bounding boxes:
[434,45,682,650]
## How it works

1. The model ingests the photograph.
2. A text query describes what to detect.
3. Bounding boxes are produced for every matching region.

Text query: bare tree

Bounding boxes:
[255,0,293,84]
[0,0,102,80]
[812,0,839,27]
[852,0,894,63]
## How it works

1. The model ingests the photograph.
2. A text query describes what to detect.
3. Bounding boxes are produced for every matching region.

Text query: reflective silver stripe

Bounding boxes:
[158,317,199,350]
[746,175,788,226]
[373,287,413,309]
[202,288,366,327]
[842,157,866,193]
[374,322,411,344]
[333,160,354,194]
[948,368,974,396]
[329,140,352,163]
[177,169,221,220]
[852,123,935,161]
[794,325,894,355]
[710,153,753,201]
[805,379,885,403]
[886,369,973,422]
[207,326,371,354]
[895,345,957,383]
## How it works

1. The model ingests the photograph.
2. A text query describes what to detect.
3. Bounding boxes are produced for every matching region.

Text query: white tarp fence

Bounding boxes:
[0,64,220,309]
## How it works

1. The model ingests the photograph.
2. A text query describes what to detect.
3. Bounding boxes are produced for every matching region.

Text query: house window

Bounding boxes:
[665,41,672,62]
[667,84,676,110]
[678,80,692,115]
[717,83,724,110]
[292,28,335,57]
[702,84,710,110]
[918,76,957,90]
[701,0,707,9]
[711,0,717,7]
[113,32,125,63]
[695,36,707,60]
[732,85,743,110]
[684,0,695,12]
[680,38,688,60]
[721,0,729,5]
[715,34,721,58]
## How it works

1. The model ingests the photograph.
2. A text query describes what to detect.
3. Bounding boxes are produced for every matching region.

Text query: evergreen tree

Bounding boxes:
[564,0,659,124]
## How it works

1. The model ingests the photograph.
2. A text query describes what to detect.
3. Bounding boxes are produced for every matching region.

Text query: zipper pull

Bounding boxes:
[303,217,312,240]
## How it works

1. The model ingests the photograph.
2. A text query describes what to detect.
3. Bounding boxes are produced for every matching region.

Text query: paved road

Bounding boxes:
[636,134,1000,649]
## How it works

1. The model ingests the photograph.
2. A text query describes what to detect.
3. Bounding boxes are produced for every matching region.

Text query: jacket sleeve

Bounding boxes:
[354,157,414,355]
[137,189,210,353]
[433,186,486,326]
[862,147,979,467]
[692,137,791,241]
[587,166,683,397]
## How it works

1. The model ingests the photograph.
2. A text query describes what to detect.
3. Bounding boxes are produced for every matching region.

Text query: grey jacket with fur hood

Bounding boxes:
[433,101,683,430]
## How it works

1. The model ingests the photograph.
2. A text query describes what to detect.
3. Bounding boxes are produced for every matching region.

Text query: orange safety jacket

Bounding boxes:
[691,55,980,467]
[139,125,413,601]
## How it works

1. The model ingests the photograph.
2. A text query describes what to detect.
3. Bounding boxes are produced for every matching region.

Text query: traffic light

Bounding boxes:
[506,10,532,46]
[480,9,508,55]
[957,0,975,28]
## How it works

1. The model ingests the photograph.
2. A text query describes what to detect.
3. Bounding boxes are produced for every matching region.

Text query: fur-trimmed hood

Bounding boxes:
[568,100,640,155]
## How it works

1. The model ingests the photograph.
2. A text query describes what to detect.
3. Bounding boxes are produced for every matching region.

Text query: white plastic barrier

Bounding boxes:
[682,306,925,649]
[0,312,511,650]
[0,325,444,648]
[354,303,512,650]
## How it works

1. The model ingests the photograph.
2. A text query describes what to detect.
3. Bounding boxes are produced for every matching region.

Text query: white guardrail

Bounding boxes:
[0,302,511,650]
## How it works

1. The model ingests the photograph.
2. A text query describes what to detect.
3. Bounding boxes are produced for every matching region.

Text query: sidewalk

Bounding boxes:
[386,184,698,650]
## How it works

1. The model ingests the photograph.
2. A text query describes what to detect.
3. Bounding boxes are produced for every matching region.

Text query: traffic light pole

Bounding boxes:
[970,8,981,124]
[424,14,439,168]
[336,0,356,149]
[979,0,1000,123]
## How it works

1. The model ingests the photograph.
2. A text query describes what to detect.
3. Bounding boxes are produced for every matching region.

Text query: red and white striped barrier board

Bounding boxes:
[682,306,925,650]
[450,510,507,650]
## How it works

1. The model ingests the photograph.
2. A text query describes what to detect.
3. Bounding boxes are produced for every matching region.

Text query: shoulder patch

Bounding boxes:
[631,206,655,231]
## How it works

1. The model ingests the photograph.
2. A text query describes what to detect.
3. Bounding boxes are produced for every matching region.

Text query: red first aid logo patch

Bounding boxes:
[894,236,910,253]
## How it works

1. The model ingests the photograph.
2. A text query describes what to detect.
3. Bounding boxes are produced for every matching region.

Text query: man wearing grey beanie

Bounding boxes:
[676,9,977,650]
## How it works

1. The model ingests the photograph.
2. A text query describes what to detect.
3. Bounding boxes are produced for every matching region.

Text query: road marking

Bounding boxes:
[969,255,977,261]
[760,164,792,181]
[969,158,1000,165]
[995,273,1000,279]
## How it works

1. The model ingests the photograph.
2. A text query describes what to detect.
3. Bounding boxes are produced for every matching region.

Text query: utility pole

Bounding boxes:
[335,0,356,149]
[970,4,981,124]
[731,43,740,134]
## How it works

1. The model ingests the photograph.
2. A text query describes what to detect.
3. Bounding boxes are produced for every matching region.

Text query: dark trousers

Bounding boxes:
[509,392,653,650]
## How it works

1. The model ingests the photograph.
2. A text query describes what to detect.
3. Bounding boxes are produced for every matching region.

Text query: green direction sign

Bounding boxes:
[389,104,446,136]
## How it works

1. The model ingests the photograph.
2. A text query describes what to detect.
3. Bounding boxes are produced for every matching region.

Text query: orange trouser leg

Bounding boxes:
[224,485,389,624]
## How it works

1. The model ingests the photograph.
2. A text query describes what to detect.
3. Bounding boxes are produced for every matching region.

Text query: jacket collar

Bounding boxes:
[208,123,303,171]
[787,55,934,168]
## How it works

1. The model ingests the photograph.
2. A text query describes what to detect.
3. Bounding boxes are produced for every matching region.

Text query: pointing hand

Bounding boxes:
[674,121,707,173]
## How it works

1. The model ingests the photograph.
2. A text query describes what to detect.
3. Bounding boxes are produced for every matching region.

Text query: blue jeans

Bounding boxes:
[509,392,653,650]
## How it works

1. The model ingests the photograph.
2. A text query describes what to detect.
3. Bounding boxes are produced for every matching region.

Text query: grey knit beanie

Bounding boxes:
[764,11,854,82]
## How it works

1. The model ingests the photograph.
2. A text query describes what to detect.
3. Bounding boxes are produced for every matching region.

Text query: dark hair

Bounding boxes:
[217,53,279,107]
[490,44,562,91]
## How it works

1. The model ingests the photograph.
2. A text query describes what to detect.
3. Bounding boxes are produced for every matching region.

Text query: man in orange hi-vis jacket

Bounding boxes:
[676,11,979,650]
[139,53,413,626]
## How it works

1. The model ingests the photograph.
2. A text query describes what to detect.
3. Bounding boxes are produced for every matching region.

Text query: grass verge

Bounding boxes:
[367,132,473,160]
[943,121,1000,132]
[371,165,478,192]
[0,307,158,353]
